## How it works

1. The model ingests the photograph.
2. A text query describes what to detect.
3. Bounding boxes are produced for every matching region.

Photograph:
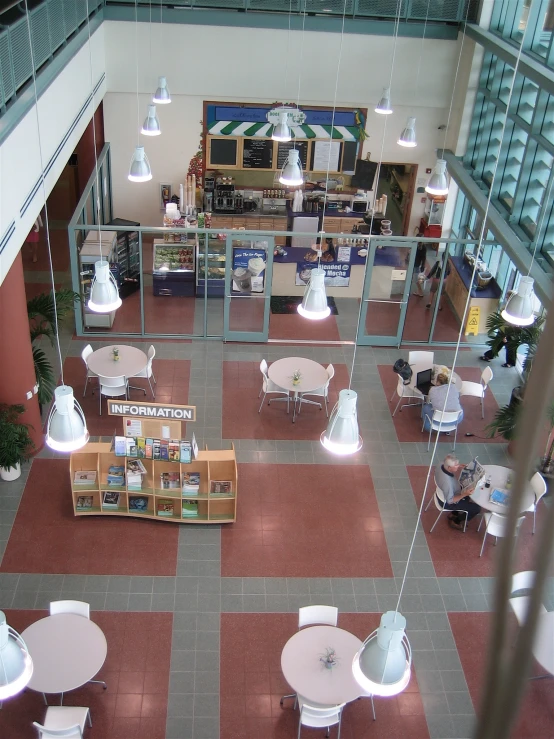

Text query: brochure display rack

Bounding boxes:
[69,417,237,524]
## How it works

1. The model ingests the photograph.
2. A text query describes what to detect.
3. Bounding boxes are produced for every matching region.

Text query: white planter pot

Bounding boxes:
[1,462,21,481]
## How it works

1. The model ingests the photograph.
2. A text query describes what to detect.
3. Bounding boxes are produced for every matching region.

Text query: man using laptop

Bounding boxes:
[435,454,481,531]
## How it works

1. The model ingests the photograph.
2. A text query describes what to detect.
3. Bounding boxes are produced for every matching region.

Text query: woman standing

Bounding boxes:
[26,214,43,263]
[412,235,427,297]
[426,254,451,310]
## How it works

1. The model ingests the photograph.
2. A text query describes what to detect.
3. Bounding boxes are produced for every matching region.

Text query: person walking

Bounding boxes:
[412,236,427,297]
[480,328,517,368]
[426,255,451,311]
[26,214,43,263]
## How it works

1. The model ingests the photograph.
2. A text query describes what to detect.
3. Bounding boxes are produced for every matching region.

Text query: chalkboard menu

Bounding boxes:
[209,138,238,166]
[276,141,309,169]
[242,138,274,169]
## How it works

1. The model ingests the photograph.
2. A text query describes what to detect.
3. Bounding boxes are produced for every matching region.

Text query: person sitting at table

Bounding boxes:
[422,373,464,430]
[435,454,481,531]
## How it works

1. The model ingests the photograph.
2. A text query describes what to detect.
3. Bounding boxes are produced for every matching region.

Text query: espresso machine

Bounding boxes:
[214,182,236,212]
[204,176,215,212]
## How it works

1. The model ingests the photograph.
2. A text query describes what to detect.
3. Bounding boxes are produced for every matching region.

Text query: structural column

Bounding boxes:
[0,252,43,451]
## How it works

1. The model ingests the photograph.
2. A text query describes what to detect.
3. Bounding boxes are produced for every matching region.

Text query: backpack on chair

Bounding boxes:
[393,359,412,385]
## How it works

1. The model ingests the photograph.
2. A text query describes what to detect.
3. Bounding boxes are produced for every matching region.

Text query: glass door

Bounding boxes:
[223,232,274,342]
[356,238,416,346]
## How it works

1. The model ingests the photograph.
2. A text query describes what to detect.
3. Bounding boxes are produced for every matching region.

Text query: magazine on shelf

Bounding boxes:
[107,465,125,486]
[102,491,120,508]
[145,438,153,459]
[129,495,149,511]
[126,437,138,457]
[137,437,146,458]
[153,439,161,460]
[182,500,199,517]
[489,488,509,506]
[169,440,181,463]
[459,457,485,491]
[160,472,181,490]
[157,499,175,517]
[76,495,93,510]
[160,440,169,461]
[210,480,232,495]
[180,441,192,464]
[114,436,127,457]
[126,459,147,475]
[182,472,200,494]
[73,471,97,485]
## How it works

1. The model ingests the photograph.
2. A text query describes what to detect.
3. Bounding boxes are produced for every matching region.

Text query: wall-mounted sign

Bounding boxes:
[108,400,196,421]
[296,262,350,287]
[266,106,307,127]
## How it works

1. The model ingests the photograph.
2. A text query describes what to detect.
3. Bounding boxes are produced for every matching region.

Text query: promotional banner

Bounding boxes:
[232,247,267,293]
[295,262,350,287]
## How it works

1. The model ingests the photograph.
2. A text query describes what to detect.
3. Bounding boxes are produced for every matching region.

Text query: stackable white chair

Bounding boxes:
[478,512,525,557]
[425,481,469,533]
[298,364,334,417]
[408,351,434,374]
[390,375,424,416]
[281,606,339,708]
[80,345,98,397]
[460,366,493,418]
[50,600,90,619]
[98,375,128,415]
[128,345,157,398]
[297,697,344,739]
[258,359,290,414]
[524,472,548,534]
[509,571,546,625]
[33,706,92,739]
[422,409,463,451]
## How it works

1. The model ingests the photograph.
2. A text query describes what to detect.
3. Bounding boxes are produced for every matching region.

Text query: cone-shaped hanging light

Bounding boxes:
[153,76,171,104]
[375,87,393,115]
[141,104,161,136]
[128,146,152,183]
[0,611,33,700]
[88,260,122,313]
[45,386,90,452]
[320,388,362,455]
[279,149,303,186]
[353,611,412,697]
[398,117,417,147]
[425,159,448,196]
[272,110,292,142]
[501,276,536,326]
[298,267,331,320]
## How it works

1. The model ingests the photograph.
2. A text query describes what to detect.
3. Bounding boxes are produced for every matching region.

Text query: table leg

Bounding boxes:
[292,393,299,423]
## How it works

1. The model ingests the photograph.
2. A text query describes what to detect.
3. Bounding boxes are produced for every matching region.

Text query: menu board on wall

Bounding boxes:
[276,141,309,169]
[312,141,341,172]
[242,139,274,169]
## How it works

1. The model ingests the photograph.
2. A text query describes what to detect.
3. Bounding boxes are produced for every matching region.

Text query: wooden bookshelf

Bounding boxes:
[69,418,237,524]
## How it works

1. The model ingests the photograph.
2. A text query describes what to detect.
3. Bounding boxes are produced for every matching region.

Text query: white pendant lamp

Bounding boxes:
[45,386,90,453]
[501,276,536,326]
[425,159,449,196]
[0,612,33,700]
[279,149,303,186]
[141,104,161,136]
[272,110,292,142]
[87,260,123,313]
[128,146,152,183]
[298,267,331,320]
[375,87,393,115]
[153,75,171,104]
[321,389,362,455]
[398,117,417,147]
[353,611,412,697]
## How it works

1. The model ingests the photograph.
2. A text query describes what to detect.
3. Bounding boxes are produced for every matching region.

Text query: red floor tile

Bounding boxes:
[0,459,179,575]
[222,464,391,578]
[222,361,349,441]
[221,613,428,739]
[450,612,554,737]
[269,313,341,343]
[402,294,470,344]
[58,356,190,437]
[378,365,503,444]
[0,610,171,739]
[407,466,537,577]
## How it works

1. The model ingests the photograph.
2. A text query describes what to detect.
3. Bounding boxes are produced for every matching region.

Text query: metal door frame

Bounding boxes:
[356,237,417,346]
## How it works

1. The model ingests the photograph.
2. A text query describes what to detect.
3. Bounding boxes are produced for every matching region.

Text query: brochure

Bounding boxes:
[489,488,509,506]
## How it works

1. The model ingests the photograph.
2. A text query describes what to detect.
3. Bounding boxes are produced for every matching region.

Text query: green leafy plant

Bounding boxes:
[27,289,80,406]
[0,404,35,471]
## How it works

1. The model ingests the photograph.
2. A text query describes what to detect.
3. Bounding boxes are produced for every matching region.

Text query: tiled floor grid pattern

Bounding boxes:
[1,335,547,739]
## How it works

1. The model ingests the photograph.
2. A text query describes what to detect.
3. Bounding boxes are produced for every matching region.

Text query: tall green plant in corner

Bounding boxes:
[27,289,81,406]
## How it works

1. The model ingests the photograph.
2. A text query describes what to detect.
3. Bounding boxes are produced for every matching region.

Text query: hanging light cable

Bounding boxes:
[397,0,431,148]
[141,2,161,135]
[130,0,153,183]
[152,0,171,103]
[375,0,402,115]
[271,0,294,143]
[23,0,89,452]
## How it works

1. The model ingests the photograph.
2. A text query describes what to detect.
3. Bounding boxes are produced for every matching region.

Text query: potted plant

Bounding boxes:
[0,404,35,481]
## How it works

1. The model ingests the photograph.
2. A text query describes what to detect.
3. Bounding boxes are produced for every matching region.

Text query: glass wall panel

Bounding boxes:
[518,145,553,237]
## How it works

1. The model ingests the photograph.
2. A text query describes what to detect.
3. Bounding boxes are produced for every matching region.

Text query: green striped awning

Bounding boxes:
[208,121,359,140]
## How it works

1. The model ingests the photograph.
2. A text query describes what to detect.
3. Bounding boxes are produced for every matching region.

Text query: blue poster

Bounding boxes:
[232,247,267,294]
[296,262,350,287]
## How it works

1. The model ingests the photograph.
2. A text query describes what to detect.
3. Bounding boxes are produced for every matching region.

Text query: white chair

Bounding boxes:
[33,706,92,738]
[297,697,344,739]
[478,512,525,557]
[460,366,493,418]
[422,409,463,451]
[408,350,434,374]
[81,345,97,397]
[98,375,128,415]
[50,600,90,619]
[390,375,424,416]
[524,472,548,534]
[258,359,290,414]
[281,606,339,707]
[425,482,469,533]
[128,345,156,398]
[509,571,547,625]
[298,364,334,417]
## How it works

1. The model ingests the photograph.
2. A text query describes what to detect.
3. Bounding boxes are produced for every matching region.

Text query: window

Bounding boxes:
[518,145,553,237]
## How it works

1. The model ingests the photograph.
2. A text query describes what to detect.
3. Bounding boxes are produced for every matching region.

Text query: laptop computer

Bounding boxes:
[416,368,433,396]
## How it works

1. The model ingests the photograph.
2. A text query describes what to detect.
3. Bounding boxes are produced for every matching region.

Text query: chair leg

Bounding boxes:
[148,377,155,398]
[88,679,107,690]
[280,693,296,707]
[430,508,444,533]
[479,530,487,557]
[258,392,267,413]
[337,712,342,739]
[99,391,102,415]
[462,511,468,533]
[533,508,536,535]
[477,515,484,532]
[324,394,328,417]
[297,715,302,739]
[392,396,403,416]
[481,395,485,419]
[151,369,157,384]
[87,709,93,727]
[42,693,48,705]
[370,695,376,721]
[60,692,64,705]
[424,495,434,512]
[453,425,459,450]
[83,375,89,397]
[389,387,397,402]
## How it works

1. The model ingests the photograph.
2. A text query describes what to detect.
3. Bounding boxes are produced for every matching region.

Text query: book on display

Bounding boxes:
[180,441,192,464]
[129,495,149,511]
[145,438,153,459]
[157,499,175,517]
[182,500,199,517]
[76,496,93,510]
[210,480,232,495]
[73,471,97,485]
[114,436,127,456]
[160,472,181,490]
[160,440,169,461]
[153,439,161,460]
[137,437,146,458]
[102,491,120,508]
[107,465,125,486]
[169,440,180,463]
[182,472,200,494]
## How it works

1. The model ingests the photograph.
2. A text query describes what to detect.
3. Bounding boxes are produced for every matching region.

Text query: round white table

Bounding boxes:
[472,464,535,514]
[87,345,147,380]
[281,625,362,706]
[268,357,329,423]
[22,614,107,696]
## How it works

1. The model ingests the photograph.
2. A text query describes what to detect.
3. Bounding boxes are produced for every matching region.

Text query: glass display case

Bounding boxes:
[152,238,196,297]
[196,237,226,296]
